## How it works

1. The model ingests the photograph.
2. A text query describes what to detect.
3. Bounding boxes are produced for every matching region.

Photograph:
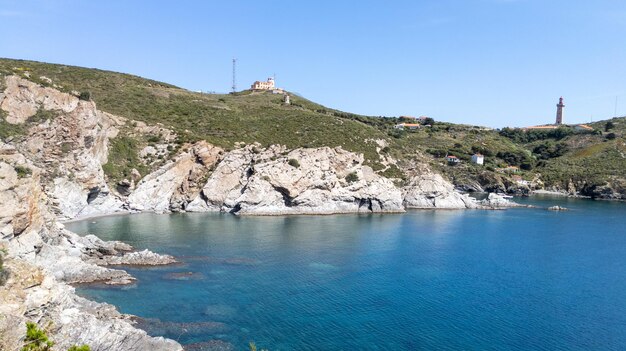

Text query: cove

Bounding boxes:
[66,196,626,350]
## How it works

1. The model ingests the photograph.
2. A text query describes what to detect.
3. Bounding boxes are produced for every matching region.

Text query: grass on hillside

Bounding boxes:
[2,57,625,192]
[0,58,389,170]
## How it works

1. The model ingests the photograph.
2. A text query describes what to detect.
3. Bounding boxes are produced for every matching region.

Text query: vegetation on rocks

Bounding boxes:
[15,165,32,179]
[101,135,149,184]
[0,248,7,286]
[346,171,359,183]
[0,108,60,140]
[21,322,90,351]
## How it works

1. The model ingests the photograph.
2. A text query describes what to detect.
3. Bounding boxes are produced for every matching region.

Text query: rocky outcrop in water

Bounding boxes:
[479,193,523,208]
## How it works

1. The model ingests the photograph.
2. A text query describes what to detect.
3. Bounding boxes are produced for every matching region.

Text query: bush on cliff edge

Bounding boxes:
[21,322,90,351]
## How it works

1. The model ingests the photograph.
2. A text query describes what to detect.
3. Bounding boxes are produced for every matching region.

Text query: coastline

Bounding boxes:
[61,210,133,224]
[530,189,571,197]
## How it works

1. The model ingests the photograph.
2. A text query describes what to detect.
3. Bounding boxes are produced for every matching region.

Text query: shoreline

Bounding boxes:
[530,189,571,197]
[61,210,133,224]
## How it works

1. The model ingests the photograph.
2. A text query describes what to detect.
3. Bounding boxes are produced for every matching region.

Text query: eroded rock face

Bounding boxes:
[1,76,125,219]
[403,172,480,209]
[128,141,223,213]
[187,145,405,215]
[0,75,79,124]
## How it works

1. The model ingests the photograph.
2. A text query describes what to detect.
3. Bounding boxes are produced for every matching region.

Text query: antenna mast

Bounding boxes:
[231,58,237,93]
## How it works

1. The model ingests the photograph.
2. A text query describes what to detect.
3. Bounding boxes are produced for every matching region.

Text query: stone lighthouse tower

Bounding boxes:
[555,96,565,125]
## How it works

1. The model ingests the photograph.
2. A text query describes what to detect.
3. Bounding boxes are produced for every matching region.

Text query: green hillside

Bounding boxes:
[1,58,625,197]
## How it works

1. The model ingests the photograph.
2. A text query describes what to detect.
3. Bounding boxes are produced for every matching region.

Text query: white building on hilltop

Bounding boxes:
[251,77,275,90]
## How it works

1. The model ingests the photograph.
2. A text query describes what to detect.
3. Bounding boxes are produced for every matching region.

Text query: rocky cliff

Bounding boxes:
[0,142,182,351]
[1,75,503,219]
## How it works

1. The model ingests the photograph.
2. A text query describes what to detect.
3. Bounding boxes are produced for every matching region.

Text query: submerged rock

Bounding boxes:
[184,340,234,351]
[132,317,230,337]
[548,205,568,211]
[91,249,177,266]
[163,271,205,280]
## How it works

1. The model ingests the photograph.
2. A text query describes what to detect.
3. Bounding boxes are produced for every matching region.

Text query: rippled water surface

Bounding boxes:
[67,196,626,350]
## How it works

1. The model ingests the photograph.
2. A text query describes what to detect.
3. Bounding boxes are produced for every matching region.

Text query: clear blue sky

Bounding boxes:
[1,0,625,127]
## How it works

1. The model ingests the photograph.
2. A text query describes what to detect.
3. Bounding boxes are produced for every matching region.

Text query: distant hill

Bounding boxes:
[1,57,624,198]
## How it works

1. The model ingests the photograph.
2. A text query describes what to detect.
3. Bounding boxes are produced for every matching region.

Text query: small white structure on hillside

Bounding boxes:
[394,123,421,130]
[445,155,460,164]
[471,153,484,165]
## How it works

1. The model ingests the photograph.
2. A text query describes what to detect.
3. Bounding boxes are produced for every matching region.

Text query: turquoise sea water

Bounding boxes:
[67,196,626,350]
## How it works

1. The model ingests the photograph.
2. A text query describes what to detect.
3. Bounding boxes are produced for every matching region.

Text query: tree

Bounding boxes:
[422,117,435,125]
[345,172,359,183]
[605,121,615,131]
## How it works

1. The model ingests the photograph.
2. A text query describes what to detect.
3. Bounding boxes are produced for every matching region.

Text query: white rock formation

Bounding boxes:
[480,193,523,209]
[188,145,405,215]
[403,172,480,209]
[129,141,223,212]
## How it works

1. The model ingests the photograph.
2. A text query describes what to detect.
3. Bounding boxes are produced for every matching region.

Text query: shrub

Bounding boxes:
[78,91,91,101]
[421,117,435,125]
[146,135,160,143]
[532,142,568,159]
[102,136,148,184]
[14,165,32,179]
[606,132,617,140]
[0,248,7,286]
[60,142,73,154]
[345,172,359,183]
[67,346,90,351]
[287,159,300,168]
[520,163,533,171]
[22,322,53,351]
[21,322,90,351]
